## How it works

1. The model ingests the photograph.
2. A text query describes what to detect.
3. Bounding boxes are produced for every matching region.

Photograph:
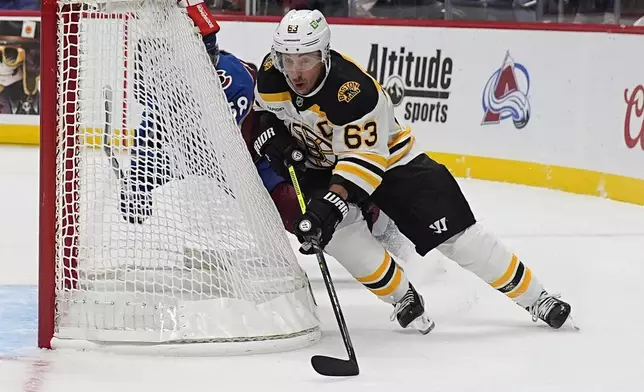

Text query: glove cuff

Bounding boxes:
[321,191,349,221]
[186,3,220,37]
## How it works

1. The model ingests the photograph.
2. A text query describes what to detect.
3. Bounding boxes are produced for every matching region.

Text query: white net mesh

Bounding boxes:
[53,0,319,351]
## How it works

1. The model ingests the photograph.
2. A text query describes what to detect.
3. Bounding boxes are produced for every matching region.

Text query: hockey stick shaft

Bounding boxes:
[288,166,359,375]
[102,85,124,181]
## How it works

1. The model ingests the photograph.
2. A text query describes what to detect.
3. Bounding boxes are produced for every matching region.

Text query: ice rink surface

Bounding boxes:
[1,145,643,392]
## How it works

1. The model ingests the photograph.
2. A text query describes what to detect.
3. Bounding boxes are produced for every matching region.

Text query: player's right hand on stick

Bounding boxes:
[119,187,153,224]
[293,191,348,251]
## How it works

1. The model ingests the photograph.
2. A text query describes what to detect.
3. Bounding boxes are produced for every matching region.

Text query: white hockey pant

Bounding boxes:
[324,205,410,304]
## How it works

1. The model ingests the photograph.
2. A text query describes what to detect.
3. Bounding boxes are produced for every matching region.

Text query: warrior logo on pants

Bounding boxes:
[429,217,447,234]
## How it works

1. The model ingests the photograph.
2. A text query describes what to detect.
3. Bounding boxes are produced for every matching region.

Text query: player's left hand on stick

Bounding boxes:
[253,115,307,178]
[293,191,348,252]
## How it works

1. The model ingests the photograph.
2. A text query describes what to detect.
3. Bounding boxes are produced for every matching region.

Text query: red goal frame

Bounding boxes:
[38,1,133,349]
[39,0,63,350]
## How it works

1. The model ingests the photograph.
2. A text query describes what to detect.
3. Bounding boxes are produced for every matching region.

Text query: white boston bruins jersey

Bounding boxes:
[254,50,421,198]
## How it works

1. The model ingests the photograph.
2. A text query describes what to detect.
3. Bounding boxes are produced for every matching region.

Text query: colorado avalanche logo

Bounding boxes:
[217,69,232,90]
[481,52,530,129]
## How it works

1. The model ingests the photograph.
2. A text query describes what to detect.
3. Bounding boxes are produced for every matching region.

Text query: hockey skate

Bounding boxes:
[526,291,573,329]
[391,284,435,335]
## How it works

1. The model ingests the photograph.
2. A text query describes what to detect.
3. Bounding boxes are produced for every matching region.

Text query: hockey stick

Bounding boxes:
[102,85,125,181]
[288,165,359,377]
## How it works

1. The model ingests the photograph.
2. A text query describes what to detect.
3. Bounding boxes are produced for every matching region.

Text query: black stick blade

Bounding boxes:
[311,355,359,377]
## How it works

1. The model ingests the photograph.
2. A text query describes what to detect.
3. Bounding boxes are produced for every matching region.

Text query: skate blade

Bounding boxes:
[566,314,580,331]
[413,315,435,335]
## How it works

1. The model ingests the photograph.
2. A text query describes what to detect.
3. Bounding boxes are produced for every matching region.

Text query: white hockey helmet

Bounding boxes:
[271,9,331,96]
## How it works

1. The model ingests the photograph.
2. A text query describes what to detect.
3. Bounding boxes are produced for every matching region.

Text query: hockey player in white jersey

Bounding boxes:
[252,19,437,334]
[253,9,574,330]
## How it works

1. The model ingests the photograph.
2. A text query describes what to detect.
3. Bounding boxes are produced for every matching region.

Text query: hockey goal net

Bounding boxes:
[38,0,320,354]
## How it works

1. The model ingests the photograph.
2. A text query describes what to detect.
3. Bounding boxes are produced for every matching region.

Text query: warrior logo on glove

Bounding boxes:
[323,192,349,219]
[253,127,276,156]
[293,191,349,250]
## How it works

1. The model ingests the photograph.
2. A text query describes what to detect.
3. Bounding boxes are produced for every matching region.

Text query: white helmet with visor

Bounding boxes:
[271,9,331,96]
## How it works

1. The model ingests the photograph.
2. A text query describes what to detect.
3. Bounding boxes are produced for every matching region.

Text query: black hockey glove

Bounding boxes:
[293,191,349,252]
[253,114,306,176]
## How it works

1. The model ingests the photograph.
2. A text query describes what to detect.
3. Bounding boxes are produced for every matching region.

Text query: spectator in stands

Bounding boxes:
[0,0,39,10]
[570,0,617,23]
[368,0,443,19]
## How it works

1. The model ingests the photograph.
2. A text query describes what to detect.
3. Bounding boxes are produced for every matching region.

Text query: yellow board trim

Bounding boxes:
[0,124,39,145]
[427,152,644,206]
[79,127,132,147]
[3,123,643,207]
[1,124,133,148]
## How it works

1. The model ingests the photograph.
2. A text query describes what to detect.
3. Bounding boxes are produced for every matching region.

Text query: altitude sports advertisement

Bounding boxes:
[366,44,452,125]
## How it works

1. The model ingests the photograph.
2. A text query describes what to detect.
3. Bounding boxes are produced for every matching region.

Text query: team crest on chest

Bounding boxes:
[263,56,274,71]
[338,81,360,103]
[216,69,232,90]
